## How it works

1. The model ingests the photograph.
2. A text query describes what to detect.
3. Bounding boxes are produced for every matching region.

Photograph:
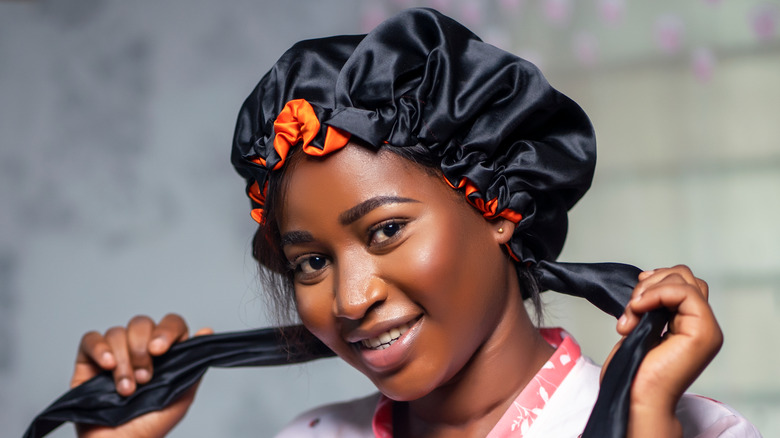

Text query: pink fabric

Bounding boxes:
[370,328,581,437]
[372,395,394,438]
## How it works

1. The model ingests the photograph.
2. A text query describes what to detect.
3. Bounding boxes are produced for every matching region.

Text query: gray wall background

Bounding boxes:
[2,1,778,436]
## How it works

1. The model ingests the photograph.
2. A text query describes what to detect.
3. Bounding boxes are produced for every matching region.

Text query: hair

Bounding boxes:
[251,140,543,327]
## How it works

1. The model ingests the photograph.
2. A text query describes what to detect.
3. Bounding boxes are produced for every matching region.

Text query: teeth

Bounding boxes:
[360,322,412,350]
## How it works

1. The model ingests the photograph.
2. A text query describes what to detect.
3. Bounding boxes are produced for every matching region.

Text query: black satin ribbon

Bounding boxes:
[23,327,335,438]
[534,261,670,438]
[583,309,669,437]
[24,261,668,438]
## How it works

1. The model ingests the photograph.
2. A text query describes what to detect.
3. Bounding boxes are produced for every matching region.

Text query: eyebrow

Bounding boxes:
[339,196,419,225]
[280,196,420,247]
[280,230,315,247]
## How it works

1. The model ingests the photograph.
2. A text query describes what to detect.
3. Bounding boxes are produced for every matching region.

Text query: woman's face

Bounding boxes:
[279,144,518,401]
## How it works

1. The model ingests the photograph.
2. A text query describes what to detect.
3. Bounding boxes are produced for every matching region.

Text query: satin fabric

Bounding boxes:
[232,8,595,264]
[26,8,669,438]
[23,327,334,438]
[24,262,665,438]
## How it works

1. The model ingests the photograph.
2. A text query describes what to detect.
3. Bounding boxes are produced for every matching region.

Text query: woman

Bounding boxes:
[67,8,757,438]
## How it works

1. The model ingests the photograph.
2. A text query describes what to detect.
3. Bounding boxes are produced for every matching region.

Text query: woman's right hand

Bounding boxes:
[71,313,213,438]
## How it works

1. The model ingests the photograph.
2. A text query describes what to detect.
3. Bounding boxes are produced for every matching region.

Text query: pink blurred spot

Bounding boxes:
[654,15,685,54]
[598,0,625,25]
[750,4,778,41]
[692,48,716,82]
[460,1,484,27]
[499,0,526,14]
[361,6,387,33]
[573,33,599,67]
[544,0,572,26]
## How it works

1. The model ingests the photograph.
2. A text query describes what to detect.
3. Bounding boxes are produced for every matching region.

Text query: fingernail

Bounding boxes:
[618,314,627,327]
[118,377,132,393]
[135,368,150,383]
[101,351,114,364]
[632,293,643,303]
[149,338,165,352]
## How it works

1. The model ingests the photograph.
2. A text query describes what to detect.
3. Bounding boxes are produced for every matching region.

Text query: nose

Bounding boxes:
[332,253,388,320]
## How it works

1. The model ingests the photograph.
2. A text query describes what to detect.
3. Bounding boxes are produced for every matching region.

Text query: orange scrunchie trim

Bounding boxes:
[444,176,523,223]
[272,99,321,170]
[444,176,523,261]
[249,100,352,224]
[304,126,351,156]
[273,99,352,167]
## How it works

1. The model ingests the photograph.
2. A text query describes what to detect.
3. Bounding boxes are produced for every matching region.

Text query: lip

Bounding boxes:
[355,316,423,372]
[345,315,421,344]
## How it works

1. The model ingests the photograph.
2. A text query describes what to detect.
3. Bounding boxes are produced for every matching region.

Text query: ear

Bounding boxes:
[492,219,515,245]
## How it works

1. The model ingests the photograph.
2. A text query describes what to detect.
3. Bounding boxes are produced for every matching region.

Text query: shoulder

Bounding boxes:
[676,394,762,437]
[274,392,380,438]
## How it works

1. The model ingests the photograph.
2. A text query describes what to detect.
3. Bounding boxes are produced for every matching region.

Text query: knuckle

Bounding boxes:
[672,264,692,273]
[162,312,184,322]
[129,342,150,358]
[165,312,188,331]
[104,326,126,338]
[81,330,102,344]
[128,314,154,327]
[666,272,686,282]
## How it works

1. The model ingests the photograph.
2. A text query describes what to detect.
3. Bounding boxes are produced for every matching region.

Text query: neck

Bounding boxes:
[403,279,555,437]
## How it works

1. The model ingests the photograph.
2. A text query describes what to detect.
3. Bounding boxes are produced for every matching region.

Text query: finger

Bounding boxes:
[696,278,709,301]
[637,269,655,281]
[127,315,155,384]
[76,331,116,369]
[601,336,625,383]
[630,281,706,316]
[193,327,214,337]
[620,273,696,335]
[629,267,687,314]
[104,326,136,396]
[630,286,719,348]
[633,279,722,352]
[148,313,189,356]
[617,307,638,336]
[71,331,116,388]
[634,265,699,297]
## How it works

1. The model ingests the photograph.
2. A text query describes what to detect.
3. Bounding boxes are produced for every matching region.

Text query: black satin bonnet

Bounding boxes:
[231,7,597,265]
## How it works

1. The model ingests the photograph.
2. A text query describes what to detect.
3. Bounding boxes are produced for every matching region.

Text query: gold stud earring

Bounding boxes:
[498,227,504,233]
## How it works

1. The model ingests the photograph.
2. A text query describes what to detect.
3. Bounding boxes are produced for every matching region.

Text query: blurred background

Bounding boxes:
[1,0,778,436]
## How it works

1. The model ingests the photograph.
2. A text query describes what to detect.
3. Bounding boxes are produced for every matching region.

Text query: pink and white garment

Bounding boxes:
[275,328,761,437]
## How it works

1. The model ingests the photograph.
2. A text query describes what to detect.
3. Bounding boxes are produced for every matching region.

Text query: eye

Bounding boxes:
[368,220,406,247]
[293,255,331,275]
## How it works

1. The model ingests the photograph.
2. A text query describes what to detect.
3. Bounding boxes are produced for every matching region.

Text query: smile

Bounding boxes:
[360,320,415,350]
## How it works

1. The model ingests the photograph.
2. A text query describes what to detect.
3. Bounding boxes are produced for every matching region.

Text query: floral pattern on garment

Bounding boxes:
[371,328,580,438]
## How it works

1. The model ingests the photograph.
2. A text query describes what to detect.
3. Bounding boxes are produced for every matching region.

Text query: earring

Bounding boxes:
[498,227,504,233]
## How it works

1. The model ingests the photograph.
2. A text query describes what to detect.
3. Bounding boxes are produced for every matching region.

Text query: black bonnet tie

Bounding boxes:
[24,262,668,438]
[25,8,670,438]
[23,327,336,438]
[534,260,670,437]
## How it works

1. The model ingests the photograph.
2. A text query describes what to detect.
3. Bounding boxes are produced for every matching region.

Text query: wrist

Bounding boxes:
[628,404,682,438]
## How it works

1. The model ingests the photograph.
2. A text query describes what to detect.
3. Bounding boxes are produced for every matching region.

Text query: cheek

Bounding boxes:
[391,218,478,305]
[294,284,337,342]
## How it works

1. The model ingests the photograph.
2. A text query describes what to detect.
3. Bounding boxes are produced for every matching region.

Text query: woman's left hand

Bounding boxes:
[612,265,723,437]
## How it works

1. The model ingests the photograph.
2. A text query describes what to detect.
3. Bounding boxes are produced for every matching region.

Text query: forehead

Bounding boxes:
[279,145,450,230]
